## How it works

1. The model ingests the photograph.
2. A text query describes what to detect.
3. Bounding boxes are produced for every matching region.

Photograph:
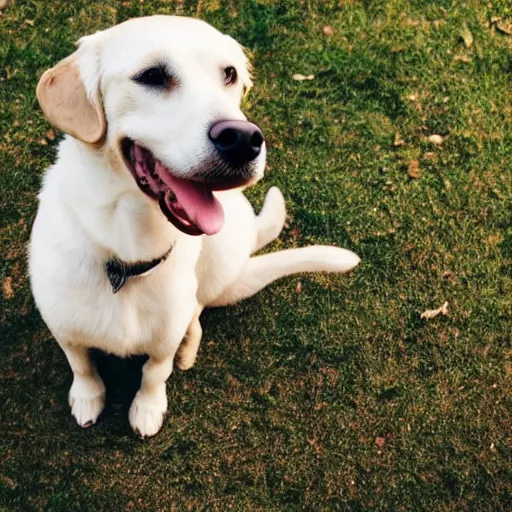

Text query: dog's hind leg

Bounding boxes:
[208,246,360,307]
[175,305,203,371]
[59,341,106,428]
[253,186,287,253]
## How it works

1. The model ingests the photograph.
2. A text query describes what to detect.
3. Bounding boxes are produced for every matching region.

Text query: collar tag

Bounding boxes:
[105,258,128,294]
[105,244,174,294]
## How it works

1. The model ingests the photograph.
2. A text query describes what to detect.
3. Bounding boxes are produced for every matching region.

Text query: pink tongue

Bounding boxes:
[155,161,224,235]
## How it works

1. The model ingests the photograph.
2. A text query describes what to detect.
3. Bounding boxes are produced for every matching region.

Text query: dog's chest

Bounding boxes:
[32,237,199,357]
[51,264,156,348]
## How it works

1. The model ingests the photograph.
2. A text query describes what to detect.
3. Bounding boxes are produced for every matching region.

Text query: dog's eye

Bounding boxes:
[133,66,171,88]
[224,66,237,85]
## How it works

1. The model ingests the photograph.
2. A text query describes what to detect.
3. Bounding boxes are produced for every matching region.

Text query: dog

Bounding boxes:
[29,15,360,437]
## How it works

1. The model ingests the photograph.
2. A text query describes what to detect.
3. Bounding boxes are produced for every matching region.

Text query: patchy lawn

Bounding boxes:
[1,0,511,510]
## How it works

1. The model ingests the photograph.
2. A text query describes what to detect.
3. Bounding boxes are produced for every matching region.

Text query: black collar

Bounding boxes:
[105,244,174,294]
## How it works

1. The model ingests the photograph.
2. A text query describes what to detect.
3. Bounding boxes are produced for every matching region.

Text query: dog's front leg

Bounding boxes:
[129,279,199,438]
[129,355,175,438]
[59,342,106,428]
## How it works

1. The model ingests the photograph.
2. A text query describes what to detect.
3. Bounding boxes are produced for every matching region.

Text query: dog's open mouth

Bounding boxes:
[121,139,251,236]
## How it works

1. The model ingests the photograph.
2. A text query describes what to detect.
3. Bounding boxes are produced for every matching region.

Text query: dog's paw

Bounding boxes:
[129,388,167,438]
[68,374,106,428]
[175,346,197,371]
[266,186,286,222]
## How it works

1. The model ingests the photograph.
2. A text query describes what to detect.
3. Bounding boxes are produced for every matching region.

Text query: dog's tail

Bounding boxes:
[208,246,360,307]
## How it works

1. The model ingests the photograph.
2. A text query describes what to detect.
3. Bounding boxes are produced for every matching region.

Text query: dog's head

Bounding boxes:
[36,16,266,236]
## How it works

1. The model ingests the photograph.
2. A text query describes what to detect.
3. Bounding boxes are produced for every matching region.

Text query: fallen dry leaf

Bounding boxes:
[292,74,315,81]
[375,437,386,448]
[308,436,322,456]
[24,19,35,26]
[428,134,443,145]
[0,475,16,490]
[496,21,512,36]
[408,159,421,179]
[2,277,14,299]
[461,23,473,48]
[393,132,405,147]
[454,54,472,63]
[296,281,302,294]
[46,129,56,141]
[323,25,334,36]
[0,0,9,9]
[420,301,449,320]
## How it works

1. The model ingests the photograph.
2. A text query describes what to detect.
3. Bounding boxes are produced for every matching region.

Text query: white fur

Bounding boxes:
[29,16,360,437]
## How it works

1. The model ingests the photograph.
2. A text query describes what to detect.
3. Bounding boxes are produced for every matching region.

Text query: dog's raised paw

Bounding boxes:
[128,390,168,438]
[68,374,106,428]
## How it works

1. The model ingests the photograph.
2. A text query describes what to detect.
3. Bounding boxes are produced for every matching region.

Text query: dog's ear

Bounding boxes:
[36,39,106,144]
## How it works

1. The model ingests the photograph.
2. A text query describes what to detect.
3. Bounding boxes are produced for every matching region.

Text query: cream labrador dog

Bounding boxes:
[29,16,360,437]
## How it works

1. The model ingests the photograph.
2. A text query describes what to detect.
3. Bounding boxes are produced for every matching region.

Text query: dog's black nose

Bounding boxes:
[209,120,264,167]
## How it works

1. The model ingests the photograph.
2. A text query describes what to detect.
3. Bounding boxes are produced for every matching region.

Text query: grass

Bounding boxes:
[1,0,512,510]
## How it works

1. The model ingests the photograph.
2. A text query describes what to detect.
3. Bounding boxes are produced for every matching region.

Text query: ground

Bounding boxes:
[1,0,511,510]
